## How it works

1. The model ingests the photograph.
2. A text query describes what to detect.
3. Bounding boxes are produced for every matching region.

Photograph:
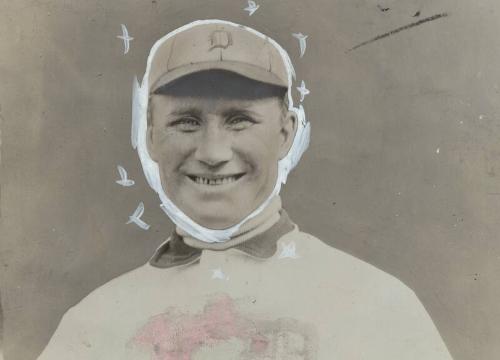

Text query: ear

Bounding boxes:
[146,125,158,162]
[278,110,298,160]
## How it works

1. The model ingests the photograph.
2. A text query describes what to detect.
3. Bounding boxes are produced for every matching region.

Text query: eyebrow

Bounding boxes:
[168,105,261,120]
[169,107,203,118]
[220,107,259,119]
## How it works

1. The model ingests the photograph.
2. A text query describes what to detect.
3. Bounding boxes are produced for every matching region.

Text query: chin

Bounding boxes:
[176,195,246,229]
[193,212,241,230]
[183,203,243,229]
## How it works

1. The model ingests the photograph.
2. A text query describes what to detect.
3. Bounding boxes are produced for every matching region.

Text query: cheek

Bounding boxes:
[155,130,195,155]
[236,129,281,173]
[154,133,195,173]
[255,124,282,157]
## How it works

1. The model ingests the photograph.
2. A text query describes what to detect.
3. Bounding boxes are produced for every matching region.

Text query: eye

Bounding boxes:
[169,117,201,132]
[226,115,256,131]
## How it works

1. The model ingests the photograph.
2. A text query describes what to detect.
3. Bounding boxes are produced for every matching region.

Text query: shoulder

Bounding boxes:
[285,230,397,278]
[68,263,163,317]
[37,264,164,359]
[283,229,426,312]
[281,230,452,358]
[51,262,169,335]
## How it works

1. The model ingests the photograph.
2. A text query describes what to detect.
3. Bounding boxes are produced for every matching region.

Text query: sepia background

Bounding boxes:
[1,0,499,359]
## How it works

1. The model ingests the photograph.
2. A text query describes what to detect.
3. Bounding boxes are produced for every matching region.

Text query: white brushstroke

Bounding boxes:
[116,165,135,187]
[133,20,310,243]
[117,24,134,55]
[479,114,485,120]
[244,0,259,16]
[278,241,300,259]
[126,202,150,230]
[296,80,310,102]
[292,32,308,58]
[436,147,440,154]
[131,76,142,149]
[211,268,228,280]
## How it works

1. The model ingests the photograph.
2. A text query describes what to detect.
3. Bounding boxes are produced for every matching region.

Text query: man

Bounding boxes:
[38,20,452,359]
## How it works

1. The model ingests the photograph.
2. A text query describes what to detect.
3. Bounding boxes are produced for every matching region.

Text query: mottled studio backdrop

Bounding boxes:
[1,0,499,359]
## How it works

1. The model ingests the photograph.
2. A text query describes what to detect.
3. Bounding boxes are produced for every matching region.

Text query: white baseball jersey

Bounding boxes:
[38,216,452,359]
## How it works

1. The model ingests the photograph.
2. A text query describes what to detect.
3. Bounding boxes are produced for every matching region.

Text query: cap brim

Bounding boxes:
[150,61,288,92]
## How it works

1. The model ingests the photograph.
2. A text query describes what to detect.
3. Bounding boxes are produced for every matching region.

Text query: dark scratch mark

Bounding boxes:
[347,12,449,52]
[377,5,390,12]
[413,11,421,17]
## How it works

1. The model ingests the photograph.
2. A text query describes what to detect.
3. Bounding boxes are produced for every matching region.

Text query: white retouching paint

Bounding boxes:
[296,80,310,102]
[244,1,260,16]
[211,268,229,280]
[278,241,300,259]
[116,165,135,187]
[132,19,310,243]
[292,32,308,58]
[126,202,150,230]
[117,24,134,55]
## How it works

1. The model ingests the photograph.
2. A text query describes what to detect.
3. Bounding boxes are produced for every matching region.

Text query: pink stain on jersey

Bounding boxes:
[132,295,268,360]
[249,333,270,354]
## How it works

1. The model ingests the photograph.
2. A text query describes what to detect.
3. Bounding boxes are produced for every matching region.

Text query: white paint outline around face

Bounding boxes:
[132,19,310,243]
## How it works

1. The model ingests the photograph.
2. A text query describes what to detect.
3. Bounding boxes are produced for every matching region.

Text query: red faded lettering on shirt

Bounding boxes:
[131,294,316,359]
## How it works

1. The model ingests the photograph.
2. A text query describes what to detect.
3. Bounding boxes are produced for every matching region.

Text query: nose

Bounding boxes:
[194,125,233,167]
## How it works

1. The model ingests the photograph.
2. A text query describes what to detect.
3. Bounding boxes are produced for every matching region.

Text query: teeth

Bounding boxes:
[193,176,238,185]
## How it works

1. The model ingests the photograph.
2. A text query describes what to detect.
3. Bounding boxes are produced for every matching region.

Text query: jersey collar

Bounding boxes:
[149,210,295,268]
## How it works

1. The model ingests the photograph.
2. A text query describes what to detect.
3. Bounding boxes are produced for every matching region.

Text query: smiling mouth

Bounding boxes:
[187,173,245,186]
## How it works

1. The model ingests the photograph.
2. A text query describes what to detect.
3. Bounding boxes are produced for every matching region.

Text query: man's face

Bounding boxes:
[147,87,295,229]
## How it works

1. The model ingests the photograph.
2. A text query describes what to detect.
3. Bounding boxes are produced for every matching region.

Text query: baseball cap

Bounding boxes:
[148,22,289,92]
